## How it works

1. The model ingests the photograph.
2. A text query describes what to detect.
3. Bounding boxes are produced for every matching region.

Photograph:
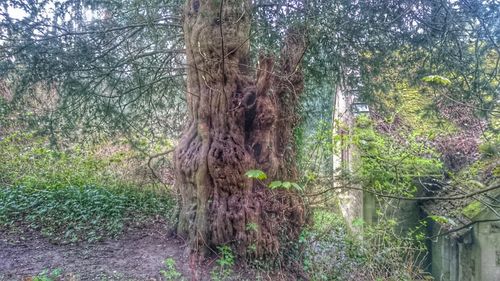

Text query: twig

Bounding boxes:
[147,149,174,182]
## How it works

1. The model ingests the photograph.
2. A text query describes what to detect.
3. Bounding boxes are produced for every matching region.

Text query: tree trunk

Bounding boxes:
[175,0,306,259]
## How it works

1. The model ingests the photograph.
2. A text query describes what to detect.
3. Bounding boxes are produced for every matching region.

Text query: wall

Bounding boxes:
[333,85,364,231]
[475,211,500,281]
[428,213,500,281]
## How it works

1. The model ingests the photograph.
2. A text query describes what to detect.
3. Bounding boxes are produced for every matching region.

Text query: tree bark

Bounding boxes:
[175,0,306,259]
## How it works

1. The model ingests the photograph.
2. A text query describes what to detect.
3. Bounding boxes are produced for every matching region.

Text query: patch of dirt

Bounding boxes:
[0,224,302,281]
[0,224,193,281]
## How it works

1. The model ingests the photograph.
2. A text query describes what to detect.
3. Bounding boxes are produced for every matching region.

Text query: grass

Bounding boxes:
[0,132,176,243]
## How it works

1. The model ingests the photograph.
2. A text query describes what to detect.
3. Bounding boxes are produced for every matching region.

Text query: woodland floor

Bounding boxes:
[0,224,295,281]
[0,223,197,281]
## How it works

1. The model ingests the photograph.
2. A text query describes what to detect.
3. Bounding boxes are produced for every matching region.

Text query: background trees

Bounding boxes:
[1,0,186,147]
[2,0,497,142]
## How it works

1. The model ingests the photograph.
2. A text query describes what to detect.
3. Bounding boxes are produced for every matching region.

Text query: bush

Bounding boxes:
[303,211,429,281]
[302,211,364,280]
[352,116,442,196]
[0,132,112,189]
[0,132,176,243]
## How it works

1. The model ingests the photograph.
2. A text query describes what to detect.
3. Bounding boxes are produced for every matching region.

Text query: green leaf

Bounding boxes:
[421,75,451,86]
[428,215,449,224]
[268,181,282,189]
[352,218,364,227]
[282,181,291,189]
[245,169,267,180]
[291,183,303,191]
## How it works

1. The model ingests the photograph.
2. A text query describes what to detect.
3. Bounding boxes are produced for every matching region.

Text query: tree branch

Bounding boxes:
[428,218,500,240]
[147,149,175,182]
[306,182,500,201]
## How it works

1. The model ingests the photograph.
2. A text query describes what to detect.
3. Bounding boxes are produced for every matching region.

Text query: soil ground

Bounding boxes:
[0,224,299,281]
[0,223,196,281]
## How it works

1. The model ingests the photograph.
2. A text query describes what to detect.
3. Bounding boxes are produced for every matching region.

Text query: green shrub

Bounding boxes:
[211,245,235,281]
[303,211,429,280]
[352,116,442,196]
[302,211,364,281]
[479,139,499,159]
[360,218,429,280]
[0,132,176,243]
[0,184,175,243]
[160,258,184,281]
[0,132,113,189]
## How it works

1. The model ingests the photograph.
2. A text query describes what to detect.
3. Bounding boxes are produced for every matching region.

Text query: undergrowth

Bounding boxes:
[302,211,364,280]
[303,210,429,281]
[0,184,175,243]
[0,132,175,243]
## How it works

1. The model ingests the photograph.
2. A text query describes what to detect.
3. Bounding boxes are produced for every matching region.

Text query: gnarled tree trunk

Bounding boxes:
[175,0,306,259]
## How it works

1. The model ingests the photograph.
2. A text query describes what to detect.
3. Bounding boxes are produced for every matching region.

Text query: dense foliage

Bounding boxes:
[353,116,442,196]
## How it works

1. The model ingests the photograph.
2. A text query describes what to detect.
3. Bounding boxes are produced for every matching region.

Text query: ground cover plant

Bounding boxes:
[0,132,176,244]
[301,211,429,281]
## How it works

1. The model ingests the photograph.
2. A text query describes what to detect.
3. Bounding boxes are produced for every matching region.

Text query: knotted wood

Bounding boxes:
[175,0,306,259]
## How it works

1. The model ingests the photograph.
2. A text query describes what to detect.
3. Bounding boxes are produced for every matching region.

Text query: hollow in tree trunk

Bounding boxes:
[175,0,306,259]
